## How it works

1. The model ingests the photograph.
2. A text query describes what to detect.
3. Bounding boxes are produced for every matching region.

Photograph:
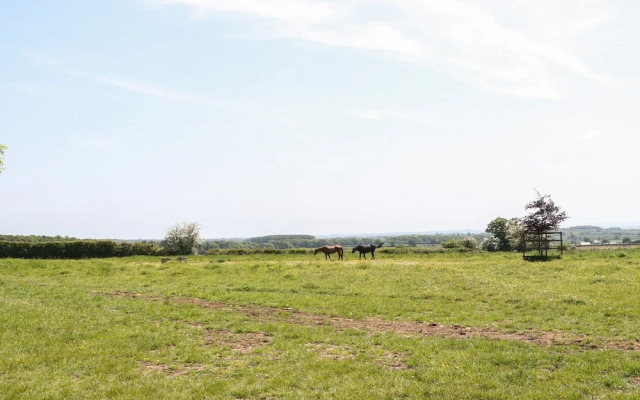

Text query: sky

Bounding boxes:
[1,0,640,239]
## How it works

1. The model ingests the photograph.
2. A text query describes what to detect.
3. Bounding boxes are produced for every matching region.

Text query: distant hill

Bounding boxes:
[561,226,640,244]
[246,235,316,244]
[567,225,603,231]
[316,229,484,239]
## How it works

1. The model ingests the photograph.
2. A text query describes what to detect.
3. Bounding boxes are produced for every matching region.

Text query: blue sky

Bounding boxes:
[1,0,639,239]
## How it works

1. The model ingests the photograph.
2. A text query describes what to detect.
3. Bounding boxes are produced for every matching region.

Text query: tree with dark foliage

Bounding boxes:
[521,191,568,234]
[520,191,568,258]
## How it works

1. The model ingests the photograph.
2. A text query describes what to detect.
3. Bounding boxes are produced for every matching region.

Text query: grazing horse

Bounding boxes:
[314,245,344,261]
[351,242,384,260]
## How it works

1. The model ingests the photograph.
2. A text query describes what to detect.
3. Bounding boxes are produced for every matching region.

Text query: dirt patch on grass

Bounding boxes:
[204,329,271,353]
[305,343,356,361]
[141,361,205,377]
[104,290,141,298]
[100,291,640,352]
[180,297,640,351]
[304,343,411,369]
[374,346,412,370]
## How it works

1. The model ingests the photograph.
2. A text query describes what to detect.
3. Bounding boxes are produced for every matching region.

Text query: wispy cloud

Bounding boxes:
[14,48,258,112]
[150,0,616,99]
[14,48,224,108]
[95,75,221,107]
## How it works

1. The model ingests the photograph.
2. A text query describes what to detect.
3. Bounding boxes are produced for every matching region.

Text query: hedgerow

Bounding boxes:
[0,240,163,259]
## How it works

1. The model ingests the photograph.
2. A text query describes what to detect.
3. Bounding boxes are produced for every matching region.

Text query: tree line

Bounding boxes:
[0,234,80,242]
[200,233,489,252]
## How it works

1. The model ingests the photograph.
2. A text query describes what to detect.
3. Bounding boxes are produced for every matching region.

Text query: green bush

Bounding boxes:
[461,237,479,250]
[441,239,463,249]
[0,240,162,259]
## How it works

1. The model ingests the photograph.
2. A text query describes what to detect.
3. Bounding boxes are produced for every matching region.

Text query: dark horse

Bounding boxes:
[352,242,383,260]
[314,245,344,261]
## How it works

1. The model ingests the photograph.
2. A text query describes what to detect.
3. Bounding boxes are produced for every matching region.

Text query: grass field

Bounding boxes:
[1,250,640,399]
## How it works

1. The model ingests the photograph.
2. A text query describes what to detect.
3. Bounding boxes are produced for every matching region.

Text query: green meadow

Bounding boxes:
[1,250,640,399]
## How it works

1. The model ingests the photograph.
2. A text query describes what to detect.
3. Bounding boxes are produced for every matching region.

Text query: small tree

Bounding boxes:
[521,191,568,234]
[485,217,511,251]
[162,222,202,255]
[520,192,568,258]
[0,144,6,174]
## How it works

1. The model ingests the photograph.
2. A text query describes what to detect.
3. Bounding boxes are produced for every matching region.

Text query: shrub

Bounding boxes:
[162,222,202,255]
[481,236,500,252]
[441,239,463,249]
[461,237,478,250]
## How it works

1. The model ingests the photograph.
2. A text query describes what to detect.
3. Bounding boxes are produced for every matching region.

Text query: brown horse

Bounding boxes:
[314,245,344,261]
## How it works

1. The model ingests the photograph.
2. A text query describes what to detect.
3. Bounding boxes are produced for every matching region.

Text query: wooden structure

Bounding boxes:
[522,231,563,261]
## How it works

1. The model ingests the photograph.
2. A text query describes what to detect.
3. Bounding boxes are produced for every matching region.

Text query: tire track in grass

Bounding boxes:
[100,291,640,352]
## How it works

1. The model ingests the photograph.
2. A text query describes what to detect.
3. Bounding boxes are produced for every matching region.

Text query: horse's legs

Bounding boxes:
[328,253,332,261]
[371,250,375,260]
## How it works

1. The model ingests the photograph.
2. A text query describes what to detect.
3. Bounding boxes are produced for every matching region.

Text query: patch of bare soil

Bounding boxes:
[630,376,640,387]
[102,290,141,299]
[141,361,205,377]
[100,291,640,352]
[303,343,411,369]
[204,329,271,353]
[374,346,412,370]
[305,343,356,361]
